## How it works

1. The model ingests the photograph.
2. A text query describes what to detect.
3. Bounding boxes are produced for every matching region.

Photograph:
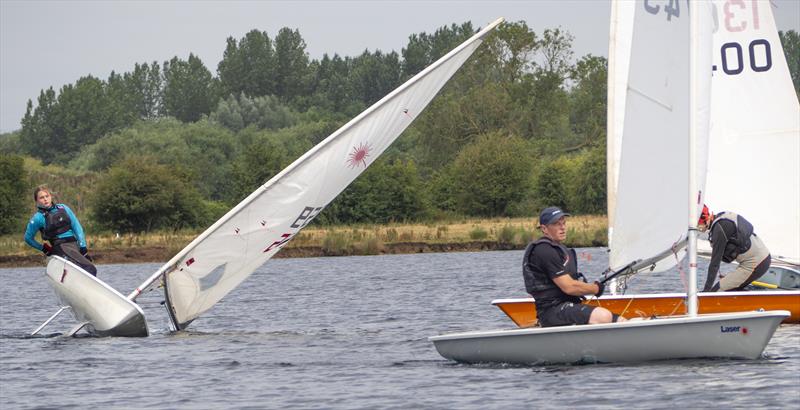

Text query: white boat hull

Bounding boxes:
[45,256,148,337]
[429,311,788,365]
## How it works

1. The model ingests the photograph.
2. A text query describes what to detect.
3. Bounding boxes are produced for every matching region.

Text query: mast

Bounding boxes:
[687,0,700,317]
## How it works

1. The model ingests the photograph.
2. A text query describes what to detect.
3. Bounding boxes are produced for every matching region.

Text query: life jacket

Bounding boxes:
[522,237,581,307]
[39,205,72,242]
[709,211,754,263]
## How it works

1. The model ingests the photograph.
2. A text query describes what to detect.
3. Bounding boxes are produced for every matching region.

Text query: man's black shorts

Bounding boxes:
[537,301,595,327]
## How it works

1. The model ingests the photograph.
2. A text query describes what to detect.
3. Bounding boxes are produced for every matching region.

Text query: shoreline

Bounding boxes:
[0,240,531,268]
[1,215,608,268]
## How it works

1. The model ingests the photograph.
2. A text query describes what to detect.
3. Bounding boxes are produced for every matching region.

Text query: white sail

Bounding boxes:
[703,0,800,265]
[609,1,713,272]
[606,0,634,243]
[129,18,504,329]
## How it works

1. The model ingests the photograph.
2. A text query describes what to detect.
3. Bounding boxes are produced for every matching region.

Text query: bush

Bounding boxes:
[90,157,205,233]
[0,155,28,234]
[469,226,488,240]
[320,158,430,224]
[450,131,533,216]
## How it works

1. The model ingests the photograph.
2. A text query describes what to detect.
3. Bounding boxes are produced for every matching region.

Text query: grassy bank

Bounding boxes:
[0,215,607,266]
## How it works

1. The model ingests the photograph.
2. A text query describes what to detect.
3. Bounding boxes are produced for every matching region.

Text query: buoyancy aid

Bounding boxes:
[709,211,754,263]
[39,205,72,241]
[522,237,582,307]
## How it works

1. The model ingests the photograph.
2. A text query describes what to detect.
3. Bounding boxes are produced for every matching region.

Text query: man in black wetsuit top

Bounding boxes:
[522,207,624,327]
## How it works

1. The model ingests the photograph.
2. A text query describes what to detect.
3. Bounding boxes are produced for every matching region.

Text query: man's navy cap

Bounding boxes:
[539,206,570,225]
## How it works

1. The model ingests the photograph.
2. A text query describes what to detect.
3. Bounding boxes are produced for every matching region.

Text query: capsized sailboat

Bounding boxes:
[430,1,787,365]
[32,256,148,337]
[492,0,800,327]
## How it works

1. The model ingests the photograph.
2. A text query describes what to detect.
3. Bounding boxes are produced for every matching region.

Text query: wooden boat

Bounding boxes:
[492,290,800,328]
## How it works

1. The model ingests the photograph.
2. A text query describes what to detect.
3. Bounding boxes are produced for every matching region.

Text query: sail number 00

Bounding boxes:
[719,39,772,75]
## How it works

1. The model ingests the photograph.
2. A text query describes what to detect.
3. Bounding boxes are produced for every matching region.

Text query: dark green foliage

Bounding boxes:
[91,157,204,233]
[20,75,133,165]
[228,135,288,204]
[349,50,403,106]
[569,55,608,147]
[320,159,429,224]
[402,22,476,77]
[218,30,276,97]
[0,131,22,154]
[779,30,800,97]
[449,132,532,216]
[533,157,570,211]
[274,28,311,100]
[0,154,28,234]
[163,54,218,122]
[10,20,616,231]
[74,119,237,200]
[208,93,298,132]
[572,145,606,214]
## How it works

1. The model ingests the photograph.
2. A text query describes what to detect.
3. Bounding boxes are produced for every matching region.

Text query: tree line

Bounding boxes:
[1,23,798,235]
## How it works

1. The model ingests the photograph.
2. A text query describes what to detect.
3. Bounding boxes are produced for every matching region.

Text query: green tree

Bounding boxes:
[449,132,532,216]
[779,30,800,97]
[349,50,402,106]
[569,55,608,149]
[163,54,217,122]
[123,61,164,119]
[208,93,298,132]
[20,76,130,165]
[91,157,204,232]
[75,118,237,200]
[217,30,276,97]
[228,135,288,203]
[571,146,606,214]
[307,54,361,114]
[533,157,571,211]
[0,154,28,234]
[402,22,476,77]
[274,27,311,100]
[321,158,429,223]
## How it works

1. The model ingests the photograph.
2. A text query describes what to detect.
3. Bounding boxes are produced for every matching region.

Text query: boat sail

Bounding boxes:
[430,1,787,365]
[125,18,505,330]
[703,0,800,268]
[492,0,799,327]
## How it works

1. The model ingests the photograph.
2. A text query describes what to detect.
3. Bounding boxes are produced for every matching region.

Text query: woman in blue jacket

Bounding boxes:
[24,185,97,276]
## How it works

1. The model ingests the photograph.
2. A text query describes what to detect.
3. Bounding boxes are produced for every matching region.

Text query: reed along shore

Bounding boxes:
[0,215,606,268]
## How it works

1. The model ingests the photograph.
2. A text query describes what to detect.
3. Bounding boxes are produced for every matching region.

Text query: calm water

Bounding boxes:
[1,249,798,409]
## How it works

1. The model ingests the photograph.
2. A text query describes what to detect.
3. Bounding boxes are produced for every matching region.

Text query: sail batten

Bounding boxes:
[130,18,504,329]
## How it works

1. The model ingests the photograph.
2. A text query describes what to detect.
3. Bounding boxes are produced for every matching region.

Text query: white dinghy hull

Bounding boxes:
[429,310,788,365]
[45,256,148,337]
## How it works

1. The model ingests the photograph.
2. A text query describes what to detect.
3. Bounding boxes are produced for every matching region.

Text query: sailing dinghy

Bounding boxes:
[493,0,799,327]
[430,1,788,365]
[32,256,148,337]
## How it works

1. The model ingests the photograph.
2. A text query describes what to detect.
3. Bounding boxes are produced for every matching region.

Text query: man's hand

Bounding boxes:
[41,243,52,256]
[594,281,605,297]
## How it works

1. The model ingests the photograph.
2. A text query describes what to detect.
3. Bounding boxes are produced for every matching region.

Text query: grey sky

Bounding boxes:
[1,0,799,133]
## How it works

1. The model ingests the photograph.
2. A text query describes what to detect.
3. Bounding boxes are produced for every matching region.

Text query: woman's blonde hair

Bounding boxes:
[33,185,52,201]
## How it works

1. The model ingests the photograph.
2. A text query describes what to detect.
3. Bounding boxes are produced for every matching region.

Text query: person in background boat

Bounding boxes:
[24,185,97,276]
[697,205,770,292]
[522,206,624,327]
